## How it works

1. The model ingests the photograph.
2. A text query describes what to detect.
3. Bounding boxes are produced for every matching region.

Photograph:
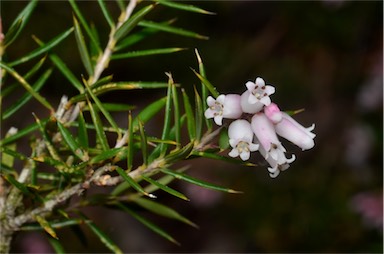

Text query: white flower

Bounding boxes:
[251,113,295,177]
[204,94,242,126]
[240,91,264,114]
[245,77,275,106]
[228,119,259,161]
[275,112,316,151]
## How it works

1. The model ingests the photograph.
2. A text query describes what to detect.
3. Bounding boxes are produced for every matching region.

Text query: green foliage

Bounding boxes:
[0,1,242,253]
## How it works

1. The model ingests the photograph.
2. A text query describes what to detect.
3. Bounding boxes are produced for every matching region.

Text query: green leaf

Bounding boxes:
[191,68,219,98]
[143,167,188,194]
[87,103,134,112]
[20,218,90,231]
[138,120,148,166]
[86,98,109,151]
[84,219,123,254]
[138,20,209,40]
[2,174,32,196]
[48,238,66,254]
[84,80,121,138]
[116,203,179,245]
[68,0,101,53]
[194,87,203,141]
[57,121,88,161]
[159,79,173,155]
[97,0,115,28]
[8,27,74,67]
[156,0,215,15]
[132,97,167,132]
[116,167,155,198]
[191,151,256,167]
[0,120,42,146]
[114,4,156,42]
[3,0,38,47]
[133,197,197,227]
[0,63,54,112]
[112,47,186,60]
[77,110,89,148]
[3,68,52,120]
[182,89,196,141]
[89,147,125,164]
[219,127,229,150]
[170,75,181,148]
[73,16,94,77]
[163,141,194,164]
[1,128,19,168]
[69,82,168,103]
[161,168,242,194]
[126,112,134,172]
[34,215,58,239]
[142,175,189,201]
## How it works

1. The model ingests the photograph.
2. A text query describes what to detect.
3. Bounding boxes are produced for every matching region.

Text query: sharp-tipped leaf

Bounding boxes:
[89,147,125,164]
[191,151,256,167]
[86,98,109,151]
[139,20,209,40]
[132,97,167,132]
[48,238,66,254]
[84,220,123,254]
[112,47,186,59]
[191,68,219,98]
[182,89,196,141]
[0,120,42,146]
[34,215,58,239]
[8,28,74,67]
[114,4,156,42]
[3,69,52,120]
[171,77,181,148]
[133,197,197,227]
[156,0,215,15]
[194,87,203,141]
[159,80,173,155]
[142,175,189,201]
[73,16,94,76]
[77,110,89,148]
[57,122,88,161]
[162,169,242,193]
[97,0,115,28]
[116,167,155,198]
[138,120,148,166]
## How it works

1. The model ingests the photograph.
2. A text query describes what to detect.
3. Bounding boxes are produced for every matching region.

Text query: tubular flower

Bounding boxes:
[275,112,316,151]
[245,77,275,106]
[264,102,282,124]
[240,91,264,114]
[204,94,242,126]
[228,119,259,161]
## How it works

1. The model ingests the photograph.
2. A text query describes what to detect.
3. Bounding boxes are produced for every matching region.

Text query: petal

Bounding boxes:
[255,77,265,87]
[214,115,223,126]
[249,143,259,152]
[207,96,216,106]
[269,170,280,178]
[259,96,271,106]
[229,138,238,148]
[245,81,256,91]
[265,85,275,95]
[240,151,250,161]
[204,109,215,119]
[228,149,239,158]
[248,94,258,104]
[216,94,226,104]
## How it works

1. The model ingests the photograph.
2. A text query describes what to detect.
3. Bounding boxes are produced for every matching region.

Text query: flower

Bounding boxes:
[275,112,315,151]
[240,91,264,114]
[251,113,295,175]
[228,119,259,161]
[204,94,242,126]
[245,77,275,106]
[264,102,282,124]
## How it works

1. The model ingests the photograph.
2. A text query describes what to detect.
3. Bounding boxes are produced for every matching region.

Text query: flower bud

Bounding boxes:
[264,102,282,124]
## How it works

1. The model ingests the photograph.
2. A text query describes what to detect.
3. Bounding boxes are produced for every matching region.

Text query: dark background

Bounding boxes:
[2,1,383,253]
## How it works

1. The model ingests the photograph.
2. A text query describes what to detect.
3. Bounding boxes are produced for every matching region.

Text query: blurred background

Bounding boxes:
[2,0,383,253]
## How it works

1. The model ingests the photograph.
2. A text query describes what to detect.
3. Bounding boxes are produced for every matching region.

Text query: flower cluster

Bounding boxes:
[205,77,315,178]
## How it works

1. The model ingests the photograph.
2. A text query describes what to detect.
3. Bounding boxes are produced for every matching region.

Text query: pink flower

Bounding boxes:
[204,94,242,126]
[275,112,315,151]
[264,102,282,124]
[245,77,275,106]
[228,120,259,161]
[240,91,264,114]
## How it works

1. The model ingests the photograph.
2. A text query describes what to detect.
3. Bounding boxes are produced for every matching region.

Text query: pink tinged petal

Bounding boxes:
[222,94,242,119]
[264,103,282,124]
[248,93,259,104]
[228,119,254,141]
[229,138,238,148]
[265,85,275,95]
[241,91,264,114]
[245,81,256,91]
[240,151,251,161]
[249,143,259,152]
[275,113,315,150]
[207,96,216,106]
[251,113,280,152]
[204,109,215,119]
[216,94,226,104]
[259,96,271,106]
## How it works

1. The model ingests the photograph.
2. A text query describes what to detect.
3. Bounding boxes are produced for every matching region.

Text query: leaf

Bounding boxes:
[57,121,88,161]
[126,112,134,172]
[138,120,148,166]
[97,0,115,28]
[3,0,38,47]
[8,27,74,67]
[114,4,156,42]
[111,47,186,60]
[0,63,54,112]
[86,103,134,112]
[156,0,215,15]
[219,127,230,150]
[34,215,58,239]
[191,68,219,98]
[159,79,173,155]
[3,68,52,120]
[182,89,196,141]
[86,98,109,151]
[171,76,181,148]
[133,197,197,227]
[116,167,155,198]
[2,174,32,196]
[116,203,179,245]
[48,238,66,254]
[138,20,209,40]
[0,120,42,146]
[84,219,123,254]
[68,0,101,53]
[163,141,194,164]
[191,151,256,167]
[20,218,90,231]
[89,147,125,164]
[132,97,167,132]
[142,175,189,201]
[73,16,94,77]
[161,169,242,194]
[77,110,89,148]
[194,86,203,141]
[1,128,19,168]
